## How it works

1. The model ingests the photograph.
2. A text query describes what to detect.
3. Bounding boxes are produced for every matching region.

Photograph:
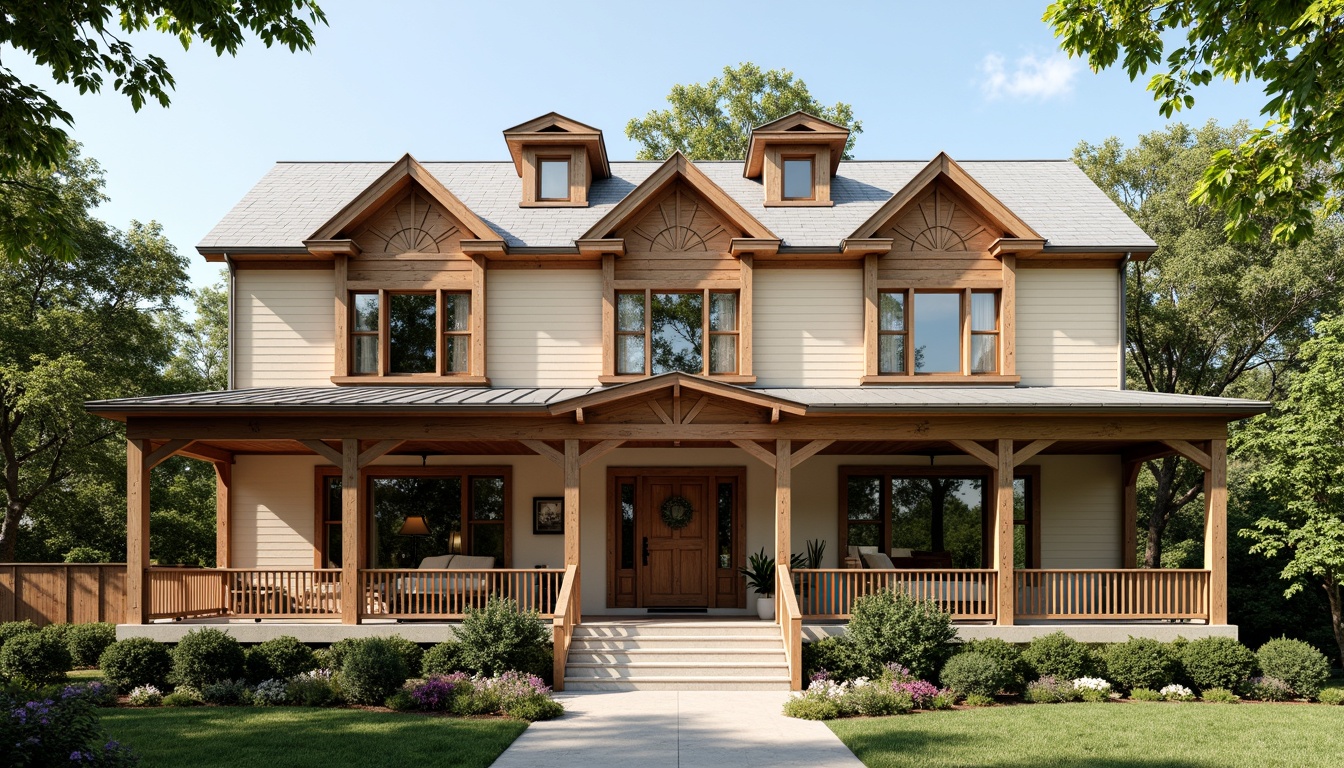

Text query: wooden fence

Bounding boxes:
[0,564,126,626]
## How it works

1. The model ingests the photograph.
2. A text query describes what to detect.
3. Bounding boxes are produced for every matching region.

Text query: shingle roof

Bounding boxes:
[198,160,1155,252]
[87,385,1265,417]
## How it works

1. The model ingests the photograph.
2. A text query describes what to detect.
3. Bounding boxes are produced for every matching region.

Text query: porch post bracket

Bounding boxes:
[949,439,998,468]
[299,439,345,466]
[578,440,624,468]
[357,439,404,468]
[1012,440,1054,466]
[521,440,565,467]
[144,439,195,471]
[790,439,834,467]
[1160,439,1212,471]
[731,439,777,469]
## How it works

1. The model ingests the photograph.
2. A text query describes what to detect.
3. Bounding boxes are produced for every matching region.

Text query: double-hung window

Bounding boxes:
[349,290,473,376]
[615,289,739,376]
[877,289,1000,375]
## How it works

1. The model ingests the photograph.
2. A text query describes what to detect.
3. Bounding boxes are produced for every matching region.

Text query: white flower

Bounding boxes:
[1159,684,1194,701]
[1072,677,1112,691]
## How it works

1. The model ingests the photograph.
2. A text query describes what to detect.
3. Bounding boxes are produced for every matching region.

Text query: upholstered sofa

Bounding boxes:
[385,553,498,614]
[845,545,955,569]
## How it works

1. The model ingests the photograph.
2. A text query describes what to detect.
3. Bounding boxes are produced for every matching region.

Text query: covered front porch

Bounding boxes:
[89,374,1264,688]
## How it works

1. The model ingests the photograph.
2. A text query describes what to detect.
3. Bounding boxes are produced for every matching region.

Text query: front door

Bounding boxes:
[638,476,710,608]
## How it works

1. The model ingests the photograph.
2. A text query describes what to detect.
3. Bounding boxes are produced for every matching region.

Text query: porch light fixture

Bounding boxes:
[398,514,431,564]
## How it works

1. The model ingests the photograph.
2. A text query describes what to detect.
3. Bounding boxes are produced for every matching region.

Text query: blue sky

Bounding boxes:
[9,0,1267,293]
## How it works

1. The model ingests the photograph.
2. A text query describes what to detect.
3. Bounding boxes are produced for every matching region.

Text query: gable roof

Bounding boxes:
[580,152,777,241]
[546,372,807,416]
[850,153,1041,240]
[305,154,496,242]
[199,159,1155,254]
[501,112,610,179]
[744,111,851,178]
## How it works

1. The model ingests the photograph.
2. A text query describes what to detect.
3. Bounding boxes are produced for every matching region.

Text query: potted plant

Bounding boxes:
[740,548,777,619]
[791,539,827,598]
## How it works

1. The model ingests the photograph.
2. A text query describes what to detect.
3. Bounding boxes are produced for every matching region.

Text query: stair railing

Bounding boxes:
[778,563,803,691]
[551,564,579,692]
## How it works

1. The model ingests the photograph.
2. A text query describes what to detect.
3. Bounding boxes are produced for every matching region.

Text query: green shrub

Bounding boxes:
[384,636,424,679]
[63,546,111,563]
[1101,637,1180,691]
[1317,687,1344,705]
[171,628,245,689]
[245,636,317,682]
[928,691,956,710]
[1179,636,1258,692]
[0,630,71,686]
[939,652,1003,698]
[1256,638,1330,699]
[1247,676,1294,701]
[846,684,914,716]
[503,695,565,721]
[958,639,1029,694]
[65,623,117,668]
[252,679,288,705]
[286,672,337,707]
[801,636,861,682]
[162,691,202,707]
[457,597,551,678]
[201,678,250,705]
[384,688,417,711]
[422,640,463,676]
[1024,676,1080,703]
[846,590,957,680]
[1022,632,1097,680]
[126,684,163,706]
[323,639,360,671]
[1202,687,1240,703]
[782,695,842,720]
[962,693,995,707]
[1129,687,1163,702]
[449,677,501,716]
[40,622,73,644]
[339,637,409,705]
[100,637,173,691]
[0,619,39,650]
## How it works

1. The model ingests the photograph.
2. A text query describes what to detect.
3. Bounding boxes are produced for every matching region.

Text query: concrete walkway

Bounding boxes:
[491,690,865,768]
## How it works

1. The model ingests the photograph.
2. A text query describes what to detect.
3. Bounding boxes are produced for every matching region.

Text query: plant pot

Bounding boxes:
[756,595,775,620]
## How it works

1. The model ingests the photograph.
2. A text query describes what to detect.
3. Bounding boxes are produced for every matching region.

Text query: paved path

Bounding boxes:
[491,690,865,768]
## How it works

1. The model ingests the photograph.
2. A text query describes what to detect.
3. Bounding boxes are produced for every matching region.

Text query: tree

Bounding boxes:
[1075,121,1344,567]
[625,63,861,161]
[0,146,189,561]
[0,1,327,264]
[1238,315,1344,667]
[1045,0,1344,244]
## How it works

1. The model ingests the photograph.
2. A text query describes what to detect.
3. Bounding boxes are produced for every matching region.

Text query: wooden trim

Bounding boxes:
[471,256,487,377]
[861,374,1022,385]
[214,462,232,569]
[1122,460,1141,569]
[144,439,193,471]
[682,396,710,424]
[579,440,624,468]
[357,439,404,468]
[334,255,348,377]
[309,154,495,242]
[1161,439,1212,470]
[731,439,777,469]
[993,438,1015,625]
[1013,440,1054,466]
[740,254,753,377]
[330,375,491,387]
[521,440,564,466]
[299,439,344,466]
[863,254,878,377]
[564,440,580,567]
[601,254,615,378]
[950,439,998,468]
[790,439,834,467]
[1204,439,1228,624]
[774,439,792,591]
[340,439,360,624]
[578,239,626,257]
[179,444,235,465]
[1001,255,1016,376]
[126,439,150,624]
[552,371,805,416]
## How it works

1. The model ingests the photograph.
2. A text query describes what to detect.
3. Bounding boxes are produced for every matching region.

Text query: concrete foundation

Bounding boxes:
[802,622,1238,643]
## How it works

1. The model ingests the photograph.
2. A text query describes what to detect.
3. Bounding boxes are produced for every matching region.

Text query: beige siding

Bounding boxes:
[231,455,323,568]
[235,270,334,388]
[1035,455,1122,568]
[486,270,602,387]
[753,269,864,386]
[1016,267,1120,387]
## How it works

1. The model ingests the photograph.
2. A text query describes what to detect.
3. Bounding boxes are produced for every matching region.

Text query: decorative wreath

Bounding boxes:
[660,495,695,530]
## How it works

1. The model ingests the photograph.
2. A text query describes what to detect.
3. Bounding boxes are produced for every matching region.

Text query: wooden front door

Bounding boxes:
[639,476,710,607]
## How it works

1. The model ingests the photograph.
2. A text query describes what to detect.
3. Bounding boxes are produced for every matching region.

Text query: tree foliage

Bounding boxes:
[1074,121,1344,567]
[1045,0,1344,244]
[0,0,327,263]
[1238,315,1344,668]
[625,62,861,161]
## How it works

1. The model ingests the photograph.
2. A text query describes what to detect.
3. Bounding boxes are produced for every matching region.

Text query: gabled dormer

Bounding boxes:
[744,111,850,207]
[503,112,611,208]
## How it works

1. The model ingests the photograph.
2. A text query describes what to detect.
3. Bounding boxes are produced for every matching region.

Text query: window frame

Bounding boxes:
[612,288,740,377]
[314,465,513,569]
[969,291,999,374]
[346,289,478,379]
[871,288,1006,380]
[781,155,816,201]
[537,157,572,202]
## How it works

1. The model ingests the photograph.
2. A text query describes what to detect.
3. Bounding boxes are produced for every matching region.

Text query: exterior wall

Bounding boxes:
[234,270,335,388]
[1015,267,1120,387]
[486,270,603,387]
[752,269,864,386]
[231,455,324,568]
[1036,455,1122,568]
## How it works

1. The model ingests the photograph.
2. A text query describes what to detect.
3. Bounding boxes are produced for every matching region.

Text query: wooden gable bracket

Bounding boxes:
[522,439,625,469]
[299,439,402,469]
[952,439,1056,468]
[731,439,835,469]
[144,439,195,471]
[547,372,806,422]
[1160,439,1213,471]
[848,152,1042,244]
[989,237,1046,258]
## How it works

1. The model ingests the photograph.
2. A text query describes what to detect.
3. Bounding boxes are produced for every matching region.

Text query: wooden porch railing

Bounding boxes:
[792,568,998,620]
[148,568,344,620]
[1014,569,1210,620]
[551,565,579,692]
[360,568,566,619]
[778,564,803,690]
[1,564,126,626]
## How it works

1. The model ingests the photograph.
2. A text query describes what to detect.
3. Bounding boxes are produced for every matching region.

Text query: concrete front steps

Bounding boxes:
[562,620,791,691]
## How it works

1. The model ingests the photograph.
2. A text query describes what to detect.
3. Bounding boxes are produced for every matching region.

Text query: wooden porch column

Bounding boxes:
[340,439,361,625]
[564,439,580,623]
[126,439,151,624]
[214,461,232,569]
[1121,461,1141,569]
[993,439,1015,626]
[1204,439,1228,624]
[775,439,792,622]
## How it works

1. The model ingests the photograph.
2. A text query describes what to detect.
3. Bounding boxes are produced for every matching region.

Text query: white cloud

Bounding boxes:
[979,52,1079,102]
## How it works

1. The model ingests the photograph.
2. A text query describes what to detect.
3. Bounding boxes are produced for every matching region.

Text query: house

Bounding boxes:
[88,112,1267,690]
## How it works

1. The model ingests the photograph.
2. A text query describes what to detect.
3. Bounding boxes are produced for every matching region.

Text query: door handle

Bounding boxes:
[642,537,650,566]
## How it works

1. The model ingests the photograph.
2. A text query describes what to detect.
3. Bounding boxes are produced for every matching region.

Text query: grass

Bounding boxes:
[829,702,1344,768]
[101,707,528,768]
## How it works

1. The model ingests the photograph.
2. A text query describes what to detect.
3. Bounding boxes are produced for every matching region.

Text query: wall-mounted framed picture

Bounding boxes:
[533,497,564,535]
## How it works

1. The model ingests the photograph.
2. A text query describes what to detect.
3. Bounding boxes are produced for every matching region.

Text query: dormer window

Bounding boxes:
[782,157,815,200]
[538,158,571,201]
[744,111,850,208]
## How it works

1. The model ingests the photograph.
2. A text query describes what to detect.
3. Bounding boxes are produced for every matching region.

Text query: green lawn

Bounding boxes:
[829,702,1344,768]
[101,707,527,768]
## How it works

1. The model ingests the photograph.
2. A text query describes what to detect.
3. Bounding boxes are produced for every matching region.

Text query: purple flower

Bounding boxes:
[892,679,942,707]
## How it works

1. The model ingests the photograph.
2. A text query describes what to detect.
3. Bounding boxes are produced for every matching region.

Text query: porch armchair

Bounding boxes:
[388,554,498,614]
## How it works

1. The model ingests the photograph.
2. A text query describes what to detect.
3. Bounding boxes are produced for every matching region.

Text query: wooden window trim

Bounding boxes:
[603,288,748,381]
[864,285,1019,385]
[763,144,832,207]
[337,288,489,386]
[536,157,572,202]
[970,290,1000,375]
[314,465,513,568]
[520,146,589,207]
[780,155,816,201]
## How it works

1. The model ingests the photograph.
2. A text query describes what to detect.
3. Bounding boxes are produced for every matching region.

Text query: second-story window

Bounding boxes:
[615,290,738,376]
[349,290,473,376]
[877,289,1000,376]
[782,157,814,200]
[538,158,570,201]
